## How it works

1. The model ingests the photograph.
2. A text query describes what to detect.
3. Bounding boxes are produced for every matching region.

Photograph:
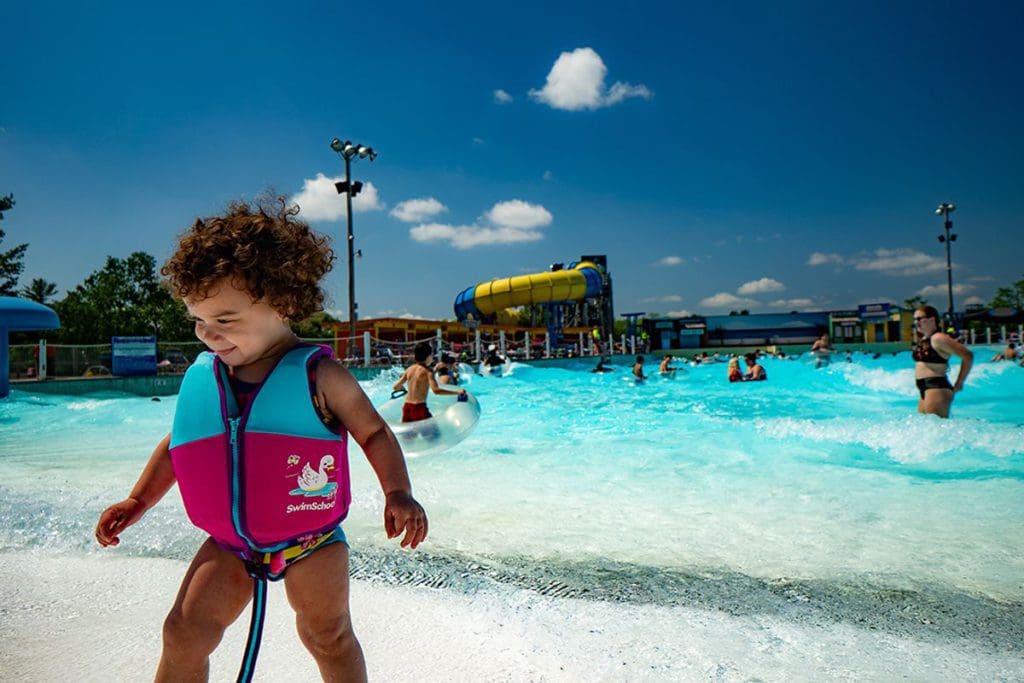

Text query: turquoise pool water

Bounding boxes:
[2,349,1023,676]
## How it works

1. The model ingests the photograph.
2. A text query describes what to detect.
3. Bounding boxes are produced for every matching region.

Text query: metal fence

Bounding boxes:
[13,324,1016,380]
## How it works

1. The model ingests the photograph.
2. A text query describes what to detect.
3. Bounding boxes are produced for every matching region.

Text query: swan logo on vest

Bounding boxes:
[286,454,338,514]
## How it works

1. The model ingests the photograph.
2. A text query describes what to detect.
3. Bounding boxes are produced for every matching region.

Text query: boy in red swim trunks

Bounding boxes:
[393,342,465,422]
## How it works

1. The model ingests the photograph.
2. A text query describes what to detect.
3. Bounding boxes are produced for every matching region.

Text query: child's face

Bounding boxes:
[185,277,292,366]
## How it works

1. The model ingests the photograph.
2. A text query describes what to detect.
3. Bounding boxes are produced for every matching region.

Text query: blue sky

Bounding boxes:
[2,1,1022,321]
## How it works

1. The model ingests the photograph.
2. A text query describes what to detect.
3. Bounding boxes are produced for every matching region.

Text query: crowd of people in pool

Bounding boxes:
[410,308,1015,423]
[582,308,1024,420]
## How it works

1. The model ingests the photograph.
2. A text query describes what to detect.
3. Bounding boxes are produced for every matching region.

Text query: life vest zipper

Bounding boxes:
[228,416,255,550]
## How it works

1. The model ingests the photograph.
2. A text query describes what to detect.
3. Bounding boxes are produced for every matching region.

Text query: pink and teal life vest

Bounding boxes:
[169,345,350,555]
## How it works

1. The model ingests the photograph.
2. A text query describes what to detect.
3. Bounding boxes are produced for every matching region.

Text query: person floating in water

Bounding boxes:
[659,354,677,375]
[742,353,767,381]
[482,344,507,373]
[434,351,460,386]
[810,333,833,368]
[393,342,465,423]
[591,357,614,373]
[95,198,427,681]
[991,342,1019,363]
[633,355,647,381]
[912,305,973,418]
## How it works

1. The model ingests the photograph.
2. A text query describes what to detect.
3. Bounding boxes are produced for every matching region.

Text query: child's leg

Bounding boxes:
[284,542,367,682]
[156,538,253,682]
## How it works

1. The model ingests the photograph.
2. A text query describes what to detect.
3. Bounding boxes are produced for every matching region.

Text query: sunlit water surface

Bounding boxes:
[3,349,1023,675]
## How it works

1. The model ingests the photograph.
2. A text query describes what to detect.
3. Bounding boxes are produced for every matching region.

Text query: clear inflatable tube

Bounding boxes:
[378,390,481,456]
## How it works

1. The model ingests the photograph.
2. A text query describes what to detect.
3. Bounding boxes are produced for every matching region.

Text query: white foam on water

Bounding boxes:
[837,363,917,395]
[3,553,1021,682]
[756,414,1024,462]
[3,355,1024,677]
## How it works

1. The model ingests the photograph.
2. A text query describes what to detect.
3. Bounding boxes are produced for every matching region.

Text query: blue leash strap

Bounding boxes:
[236,575,268,683]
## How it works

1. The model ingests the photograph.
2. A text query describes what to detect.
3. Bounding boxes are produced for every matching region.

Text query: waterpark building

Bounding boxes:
[643,305,915,352]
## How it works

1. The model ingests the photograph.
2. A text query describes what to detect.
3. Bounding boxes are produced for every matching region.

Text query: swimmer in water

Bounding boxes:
[633,355,647,381]
[911,305,973,418]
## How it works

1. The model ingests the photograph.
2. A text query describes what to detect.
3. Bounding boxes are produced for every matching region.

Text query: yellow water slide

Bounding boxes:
[453,261,604,319]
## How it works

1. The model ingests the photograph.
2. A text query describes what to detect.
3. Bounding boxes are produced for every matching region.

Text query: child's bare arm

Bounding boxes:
[319,360,428,549]
[392,368,408,392]
[95,433,176,547]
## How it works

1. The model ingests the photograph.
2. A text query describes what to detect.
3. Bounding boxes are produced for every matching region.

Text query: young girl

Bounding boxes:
[727,357,742,382]
[94,200,425,682]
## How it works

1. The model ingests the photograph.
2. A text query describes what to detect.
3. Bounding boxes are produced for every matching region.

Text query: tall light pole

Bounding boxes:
[330,137,377,347]
[935,202,957,324]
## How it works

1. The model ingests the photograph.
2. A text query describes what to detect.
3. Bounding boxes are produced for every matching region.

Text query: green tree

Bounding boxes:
[0,194,28,296]
[20,277,58,304]
[0,232,27,295]
[989,275,1024,309]
[903,295,928,310]
[0,194,13,220]
[292,310,341,339]
[54,252,194,343]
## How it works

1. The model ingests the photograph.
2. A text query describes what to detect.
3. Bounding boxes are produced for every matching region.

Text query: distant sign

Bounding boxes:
[858,303,892,320]
[111,336,157,376]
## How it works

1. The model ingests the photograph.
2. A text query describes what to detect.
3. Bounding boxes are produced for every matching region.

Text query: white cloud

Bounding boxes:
[858,296,897,306]
[410,223,545,250]
[529,47,652,111]
[808,252,844,266]
[963,296,985,306]
[917,283,974,297]
[768,298,815,309]
[699,292,759,309]
[642,294,684,303]
[604,81,653,106]
[737,277,784,295]
[852,248,945,276]
[542,170,553,181]
[390,198,448,223]
[292,173,382,222]
[654,255,683,267]
[493,89,513,104]
[666,310,694,318]
[410,199,553,250]
[484,200,553,229]
[472,137,485,146]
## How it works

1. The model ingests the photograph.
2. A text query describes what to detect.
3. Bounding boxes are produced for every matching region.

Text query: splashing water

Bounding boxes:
[2,349,1023,672]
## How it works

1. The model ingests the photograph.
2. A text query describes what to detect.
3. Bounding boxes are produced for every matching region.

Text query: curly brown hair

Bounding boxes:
[162,198,335,320]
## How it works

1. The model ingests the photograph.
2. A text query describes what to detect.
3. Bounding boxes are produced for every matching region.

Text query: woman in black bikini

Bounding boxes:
[912,305,973,418]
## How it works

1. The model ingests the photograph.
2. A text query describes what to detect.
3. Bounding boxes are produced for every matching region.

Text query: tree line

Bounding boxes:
[1,194,338,344]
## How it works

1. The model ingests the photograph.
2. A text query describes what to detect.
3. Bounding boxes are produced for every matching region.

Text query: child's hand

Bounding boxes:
[94,497,147,547]
[383,491,428,549]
